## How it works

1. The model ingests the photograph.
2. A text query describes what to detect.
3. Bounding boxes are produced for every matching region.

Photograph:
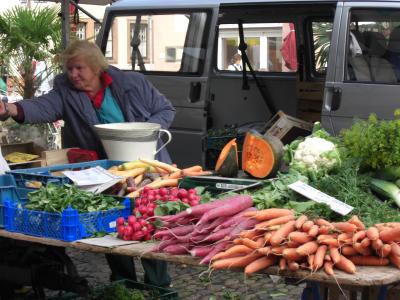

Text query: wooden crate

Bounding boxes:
[1,142,45,169]
[41,148,72,166]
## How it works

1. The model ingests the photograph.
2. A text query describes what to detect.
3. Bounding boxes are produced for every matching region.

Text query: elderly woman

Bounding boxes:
[0,40,174,287]
[0,40,175,162]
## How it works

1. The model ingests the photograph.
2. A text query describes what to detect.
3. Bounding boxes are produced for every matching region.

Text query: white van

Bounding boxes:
[97,0,400,167]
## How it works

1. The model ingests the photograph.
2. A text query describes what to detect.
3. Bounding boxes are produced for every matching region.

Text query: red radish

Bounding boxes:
[132,231,144,241]
[116,217,125,226]
[124,226,133,237]
[159,188,168,197]
[200,226,234,242]
[153,224,196,239]
[133,222,142,232]
[181,198,189,204]
[117,225,125,236]
[188,188,197,194]
[196,195,253,226]
[177,188,188,199]
[128,215,137,225]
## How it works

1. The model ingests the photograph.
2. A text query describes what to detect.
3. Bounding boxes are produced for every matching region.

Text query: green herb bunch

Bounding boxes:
[341,111,400,169]
[25,184,124,213]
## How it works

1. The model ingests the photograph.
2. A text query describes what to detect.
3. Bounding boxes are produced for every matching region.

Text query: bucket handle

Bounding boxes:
[154,129,172,156]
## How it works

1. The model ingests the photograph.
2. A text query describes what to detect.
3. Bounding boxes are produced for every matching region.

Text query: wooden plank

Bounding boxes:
[1,229,400,288]
[41,148,71,166]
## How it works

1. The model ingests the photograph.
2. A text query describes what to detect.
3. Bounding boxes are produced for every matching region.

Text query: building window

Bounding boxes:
[105,29,113,59]
[76,23,86,40]
[94,22,101,40]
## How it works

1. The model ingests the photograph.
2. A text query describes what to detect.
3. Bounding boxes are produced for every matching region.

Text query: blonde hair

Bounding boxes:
[60,40,108,73]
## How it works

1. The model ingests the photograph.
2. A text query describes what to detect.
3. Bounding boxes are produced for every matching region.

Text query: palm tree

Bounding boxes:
[0,5,62,99]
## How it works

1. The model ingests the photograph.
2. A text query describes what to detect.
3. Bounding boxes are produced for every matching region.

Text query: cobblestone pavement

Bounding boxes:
[66,248,306,300]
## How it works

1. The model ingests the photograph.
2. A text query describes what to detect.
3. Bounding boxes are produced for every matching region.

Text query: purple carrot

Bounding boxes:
[189,233,208,244]
[214,207,256,231]
[163,243,191,255]
[153,224,195,240]
[151,238,180,252]
[189,246,214,258]
[196,195,253,226]
[199,241,230,265]
[161,195,246,223]
[227,218,259,240]
[199,226,235,243]
[195,217,227,234]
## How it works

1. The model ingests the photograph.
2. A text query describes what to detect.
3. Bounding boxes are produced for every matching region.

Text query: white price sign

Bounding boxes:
[288,181,354,216]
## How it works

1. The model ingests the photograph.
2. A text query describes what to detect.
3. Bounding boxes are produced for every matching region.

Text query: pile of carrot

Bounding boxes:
[210,209,400,276]
[107,158,212,198]
[151,194,258,264]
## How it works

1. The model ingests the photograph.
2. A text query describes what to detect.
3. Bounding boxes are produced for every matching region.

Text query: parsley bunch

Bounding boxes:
[341,111,400,169]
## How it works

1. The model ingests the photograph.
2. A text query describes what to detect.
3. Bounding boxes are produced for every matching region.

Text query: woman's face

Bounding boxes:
[66,56,100,92]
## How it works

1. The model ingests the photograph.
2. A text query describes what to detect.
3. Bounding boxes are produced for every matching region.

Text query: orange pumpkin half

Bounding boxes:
[242,131,283,178]
[215,138,239,177]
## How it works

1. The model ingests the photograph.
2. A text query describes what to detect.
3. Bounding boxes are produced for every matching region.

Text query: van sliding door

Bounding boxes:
[99,6,217,167]
[323,2,400,134]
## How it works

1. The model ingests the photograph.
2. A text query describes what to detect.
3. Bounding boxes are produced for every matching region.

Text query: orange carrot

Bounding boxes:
[296,241,319,256]
[349,256,389,266]
[240,230,261,240]
[318,226,332,235]
[324,261,334,275]
[324,254,332,261]
[288,261,300,271]
[244,256,277,275]
[391,242,400,257]
[181,170,213,177]
[244,211,258,217]
[338,232,353,242]
[352,230,366,245]
[211,245,253,261]
[288,231,313,244]
[279,258,287,271]
[315,218,334,228]
[257,246,272,256]
[211,253,262,270]
[341,246,358,256]
[241,238,263,250]
[371,239,384,251]
[181,165,203,173]
[139,158,180,173]
[302,220,314,232]
[380,227,400,243]
[332,222,357,233]
[264,232,273,244]
[295,215,308,230]
[366,226,380,241]
[353,242,372,256]
[313,245,328,271]
[282,248,303,261]
[308,225,319,237]
[252,208,294,221]
[317,234,338,243]
[329,247,341,264]
[360,237,371,248]
[286,241,300,248]
[255,214,295,229]
[348,215,365,230]
[271,246,286,255]
[163,170,182,179]
[307,254,315,269]
[335,255,357,274]
[389,252,400,268]
[270,221,296,246]
[377,244,392,258]
[319,238,340,248]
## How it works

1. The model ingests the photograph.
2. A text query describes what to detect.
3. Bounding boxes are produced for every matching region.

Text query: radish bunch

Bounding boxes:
[116,215,154,241]
[132,186,200,219]
[116,187,200,241]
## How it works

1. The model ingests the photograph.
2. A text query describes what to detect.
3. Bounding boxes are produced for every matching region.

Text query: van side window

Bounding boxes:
[102,12,208,73]
[311,21,332,75]
[346,9,400,84]
[216,23,297,72]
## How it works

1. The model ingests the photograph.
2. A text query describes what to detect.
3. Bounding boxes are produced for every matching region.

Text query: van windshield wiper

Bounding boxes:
[131,15,146,71]
[237,19,277,115]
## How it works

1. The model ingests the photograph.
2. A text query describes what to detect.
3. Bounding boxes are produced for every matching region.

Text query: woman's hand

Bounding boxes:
[0,101,17,121]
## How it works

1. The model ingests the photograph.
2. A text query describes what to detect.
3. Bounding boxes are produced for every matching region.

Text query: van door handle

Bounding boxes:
[189,82,201,103]
[331,87,342,111]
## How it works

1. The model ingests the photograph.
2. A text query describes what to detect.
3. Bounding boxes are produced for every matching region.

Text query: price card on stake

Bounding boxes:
[288,180,354,216]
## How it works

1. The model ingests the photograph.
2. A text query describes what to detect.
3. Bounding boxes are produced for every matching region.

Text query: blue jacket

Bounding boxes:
[18,66,176,163]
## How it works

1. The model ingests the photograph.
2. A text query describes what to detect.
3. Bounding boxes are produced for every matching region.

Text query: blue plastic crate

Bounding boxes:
[0,174,34,227]
[3,198,131,242]
[6,159,124,188]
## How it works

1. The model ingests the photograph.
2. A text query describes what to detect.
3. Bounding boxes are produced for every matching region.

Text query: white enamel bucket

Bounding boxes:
[94,122,172,161]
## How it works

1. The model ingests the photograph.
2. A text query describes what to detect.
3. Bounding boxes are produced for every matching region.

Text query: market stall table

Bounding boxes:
[0,229,399,300]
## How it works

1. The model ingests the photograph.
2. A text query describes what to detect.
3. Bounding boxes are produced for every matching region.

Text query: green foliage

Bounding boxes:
[0,5,62,98]
[91,282,145,300]
[341,112,400,169]
[25,184,124,213]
